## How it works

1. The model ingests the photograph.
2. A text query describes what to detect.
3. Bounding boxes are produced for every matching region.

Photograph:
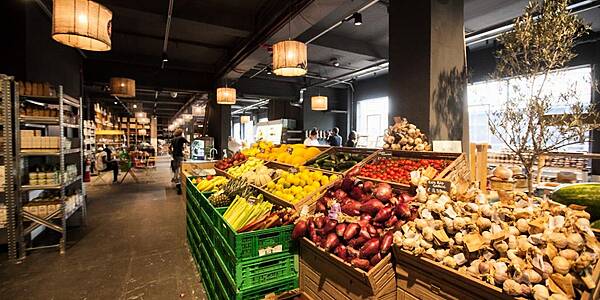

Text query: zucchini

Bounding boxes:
[551,183,600,221]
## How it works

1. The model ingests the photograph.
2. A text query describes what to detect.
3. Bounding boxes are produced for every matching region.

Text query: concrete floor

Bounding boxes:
[0,157,207,300]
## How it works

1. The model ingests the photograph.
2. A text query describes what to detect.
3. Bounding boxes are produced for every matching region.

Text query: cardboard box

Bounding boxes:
[40,137,48,149]
[37,205,47,217]
[49,136,59,149]
[21,130,35,137]
[32,137,41,149]
[21,136,33,149]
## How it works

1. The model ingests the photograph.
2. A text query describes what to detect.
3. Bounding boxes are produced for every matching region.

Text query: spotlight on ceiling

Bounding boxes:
[162,53,169,62]
[352,12,362,26]
[330,58,340,67]
[114,101,118,105]
[266,67,272,75]
[170,91,178,98]
[132,104,137,109]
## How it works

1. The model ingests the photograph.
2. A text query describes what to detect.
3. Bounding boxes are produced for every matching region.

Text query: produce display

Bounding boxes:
[551,183,600,222]
[253,144,321,166]
[192,176,228,192]
[394,188,600,299]
[227,157,275,187]
[383,117,431,151]
[292,177,416,271]
[215,152,247,170]
[358,157,449,185]
[308,151,369,173]
[207,177,256,207]
[241,140,274,158]
[223,194,272,231]
[265,168,339,204]
[237,207,299,233]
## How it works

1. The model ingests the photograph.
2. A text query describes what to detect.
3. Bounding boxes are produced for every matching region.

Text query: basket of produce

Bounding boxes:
[260,167,340,209]
[290,177,419,299]
[393,188,600,300]
[353,150,469,189]
[304,147,379,175]
[383,117,431,151]
[215,152,248,172]
[227,158,280,188]
[254,144,328,167]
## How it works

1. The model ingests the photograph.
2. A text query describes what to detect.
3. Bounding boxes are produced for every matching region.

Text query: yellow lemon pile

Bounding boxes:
[266,168,340,204]
[242,141,274,158]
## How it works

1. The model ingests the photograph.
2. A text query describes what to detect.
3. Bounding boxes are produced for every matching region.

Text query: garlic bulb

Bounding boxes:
[549,232,568,249]
[476,217,492,230]
[523,269,543,284]
[516,218,530,233]
[443,256,457,268]
[422,226,434,242]
[503,279,523,296]
[551,256,570,275]
[559,249,579,261]
[454,232,464,245]
[478,261,491,274]
[532,284,550,300]
[453,217,466,231]
[566,233,584,251]
[493,262,508,284]
[494,241,508,253]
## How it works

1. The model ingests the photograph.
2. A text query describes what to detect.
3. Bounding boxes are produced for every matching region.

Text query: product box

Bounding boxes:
[37,205,47,217]
[49,136,60,149]
[40,137,48,149]
[21,136,33,149]
[32,136,41,149]
[21,130,35,138]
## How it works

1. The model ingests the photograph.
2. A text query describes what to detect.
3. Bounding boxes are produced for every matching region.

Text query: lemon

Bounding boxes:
[320,176,330,186]
[266,181,276,190]
[329,174,340,182]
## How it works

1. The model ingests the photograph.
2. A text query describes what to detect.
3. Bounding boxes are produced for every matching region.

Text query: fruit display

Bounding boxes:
[551,183,600,222]
[292,177,416,271]
[251,144,322,166]
[238,207,299,233]
[208,177,256,207]
[265,168,339,204]
[394,188,600,299]
[241,140,274,158]
[308,151,370,173]
[193,176,228,192]
[227,157,276,187]
[223,194,272,231]
[357,157,449,185]
[383,117,431,151]
[215,152,247,170]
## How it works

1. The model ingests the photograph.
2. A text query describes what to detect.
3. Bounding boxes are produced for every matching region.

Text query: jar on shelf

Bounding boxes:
[29,179,39,186]
[29,172,39,180]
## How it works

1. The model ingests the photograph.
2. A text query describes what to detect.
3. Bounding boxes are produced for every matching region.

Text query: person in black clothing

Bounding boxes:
[346,130,358,148]
[327,127,342,146]
[95,145,119,182]
[170,129,189,194]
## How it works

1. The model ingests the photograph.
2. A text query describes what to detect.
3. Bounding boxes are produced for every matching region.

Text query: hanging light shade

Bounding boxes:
[240,115,251,124]
[311,95,328,111]
[182,113,193,121]
[52,0,112,51]
[217,87,236,104]
[192,105,205,116]
[134,111,147,119]
[272,40,307,77]
[138,117,150,124]
[110,77,136,97]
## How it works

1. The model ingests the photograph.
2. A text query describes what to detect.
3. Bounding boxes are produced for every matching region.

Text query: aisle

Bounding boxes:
[0,156,206,300]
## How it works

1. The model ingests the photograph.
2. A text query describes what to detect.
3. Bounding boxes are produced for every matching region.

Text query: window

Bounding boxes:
[467,66,592,152]
[356,97,389,148]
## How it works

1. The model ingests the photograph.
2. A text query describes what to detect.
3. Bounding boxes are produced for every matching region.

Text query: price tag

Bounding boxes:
[258,245,283,256]
[427,180,451,194]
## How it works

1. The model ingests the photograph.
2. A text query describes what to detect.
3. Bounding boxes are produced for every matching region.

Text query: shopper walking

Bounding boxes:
[170,129,189,194]
[95,146,119,183]
[346,130,358,147]
[303,128,320,146]
[327,127,342,146]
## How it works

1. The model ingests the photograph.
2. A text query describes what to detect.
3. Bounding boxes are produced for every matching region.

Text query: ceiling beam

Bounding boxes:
[113,29,229,51]
[308,33,387,59]
[85,52,215,74]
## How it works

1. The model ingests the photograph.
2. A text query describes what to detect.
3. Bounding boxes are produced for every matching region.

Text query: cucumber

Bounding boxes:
[551,183,600,221]
[592,219,600,229]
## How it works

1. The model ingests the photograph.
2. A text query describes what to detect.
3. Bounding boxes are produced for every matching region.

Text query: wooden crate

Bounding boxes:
[393,245,600,300]
[356,150,470,189]
[300,238,396,300]
[266,145,331,169]
[304,147,380,176]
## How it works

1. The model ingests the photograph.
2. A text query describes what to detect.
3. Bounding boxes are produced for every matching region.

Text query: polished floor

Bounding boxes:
[0,157,206,299]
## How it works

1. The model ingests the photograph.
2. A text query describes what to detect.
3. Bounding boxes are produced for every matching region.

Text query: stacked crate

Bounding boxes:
[185,177,299,300]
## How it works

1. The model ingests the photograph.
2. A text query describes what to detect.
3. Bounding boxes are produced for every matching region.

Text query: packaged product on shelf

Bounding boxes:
[0,204,6,229]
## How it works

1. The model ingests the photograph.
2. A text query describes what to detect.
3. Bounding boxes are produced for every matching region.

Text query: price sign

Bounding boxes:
[427,180,451,194]
[258,245,283,256]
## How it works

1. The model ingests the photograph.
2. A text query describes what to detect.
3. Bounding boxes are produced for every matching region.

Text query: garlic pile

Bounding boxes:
[383,117,431,151]
[394,191,600,299]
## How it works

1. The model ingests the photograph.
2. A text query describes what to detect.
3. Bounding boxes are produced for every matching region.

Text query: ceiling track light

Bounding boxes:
[162,52,169,63]
[352,12,362,26]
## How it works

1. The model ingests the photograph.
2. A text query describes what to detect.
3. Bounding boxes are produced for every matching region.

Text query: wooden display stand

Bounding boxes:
[300,238,396,300]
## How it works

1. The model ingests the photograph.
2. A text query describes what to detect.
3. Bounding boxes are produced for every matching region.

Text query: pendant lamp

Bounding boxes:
[110,77,136,98]
[240,115,250,124]
[138,117,150,125]
[217,87,236,105]
[52,0,112,51]
[134,111,147,119]
[311,95,328,111]
[272,40,307,77]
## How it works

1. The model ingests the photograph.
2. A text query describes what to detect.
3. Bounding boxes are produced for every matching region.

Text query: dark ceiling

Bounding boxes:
[74,0,600,129]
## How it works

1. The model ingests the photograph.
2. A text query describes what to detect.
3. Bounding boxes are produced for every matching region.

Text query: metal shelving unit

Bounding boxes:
[0,75,17,261]
[15,85,87,257]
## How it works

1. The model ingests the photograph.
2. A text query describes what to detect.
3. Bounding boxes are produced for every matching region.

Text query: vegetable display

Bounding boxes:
[383,117,431,151]
[194,176,228,192]
[551,183,600,222]
[358,157,449,185]
[308,151,369,173]
[207,177,256,207]
[215,152,247,170]
[394,188,600,299]
[249,144,321,166]
[292,177,416,271]
[265,168,339,204]
[227,157,275,187]
[223,194,272,231]
[238,207,299,233]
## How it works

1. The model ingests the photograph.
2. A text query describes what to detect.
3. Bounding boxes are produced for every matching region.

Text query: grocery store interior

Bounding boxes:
[2,0,600,299]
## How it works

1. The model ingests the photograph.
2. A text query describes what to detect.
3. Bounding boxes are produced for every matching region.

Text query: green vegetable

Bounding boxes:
[551,183,600,221]
[592,219,600,229]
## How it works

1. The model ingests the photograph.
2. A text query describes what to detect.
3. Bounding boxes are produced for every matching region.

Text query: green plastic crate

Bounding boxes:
[198,192,223,226]
[196,243,216,300]
[211,206,297,262]
[212,234,298,290]
[215,270,298,300]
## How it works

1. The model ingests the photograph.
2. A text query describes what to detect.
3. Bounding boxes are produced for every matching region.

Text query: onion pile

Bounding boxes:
[383,117,431,151]
[292,177,416,271]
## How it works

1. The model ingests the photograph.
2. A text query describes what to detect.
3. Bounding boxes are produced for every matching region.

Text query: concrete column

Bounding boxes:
[207,98,231,158]
[389,0,469,149]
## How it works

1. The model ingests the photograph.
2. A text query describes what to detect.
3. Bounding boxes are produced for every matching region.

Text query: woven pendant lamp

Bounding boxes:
[272,40,307,77]
[110,78,136,98]
[52,0,112,51]
[217,87,236,105]
[240,115,250,124]
[311,95,328,111]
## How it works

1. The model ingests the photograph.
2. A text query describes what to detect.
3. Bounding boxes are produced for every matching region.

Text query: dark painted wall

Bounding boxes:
[1,1,83,97]
[302,87,349,144]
